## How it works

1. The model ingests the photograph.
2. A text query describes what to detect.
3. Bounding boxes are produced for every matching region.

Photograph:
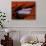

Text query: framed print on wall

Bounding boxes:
[11,1,36,20]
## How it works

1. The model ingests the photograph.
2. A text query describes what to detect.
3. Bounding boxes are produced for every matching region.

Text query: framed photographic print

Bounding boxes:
[12,1,36,20]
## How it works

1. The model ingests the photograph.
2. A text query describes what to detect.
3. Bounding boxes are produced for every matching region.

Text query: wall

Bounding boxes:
[0,0,46,46]
[0,0,46,27]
